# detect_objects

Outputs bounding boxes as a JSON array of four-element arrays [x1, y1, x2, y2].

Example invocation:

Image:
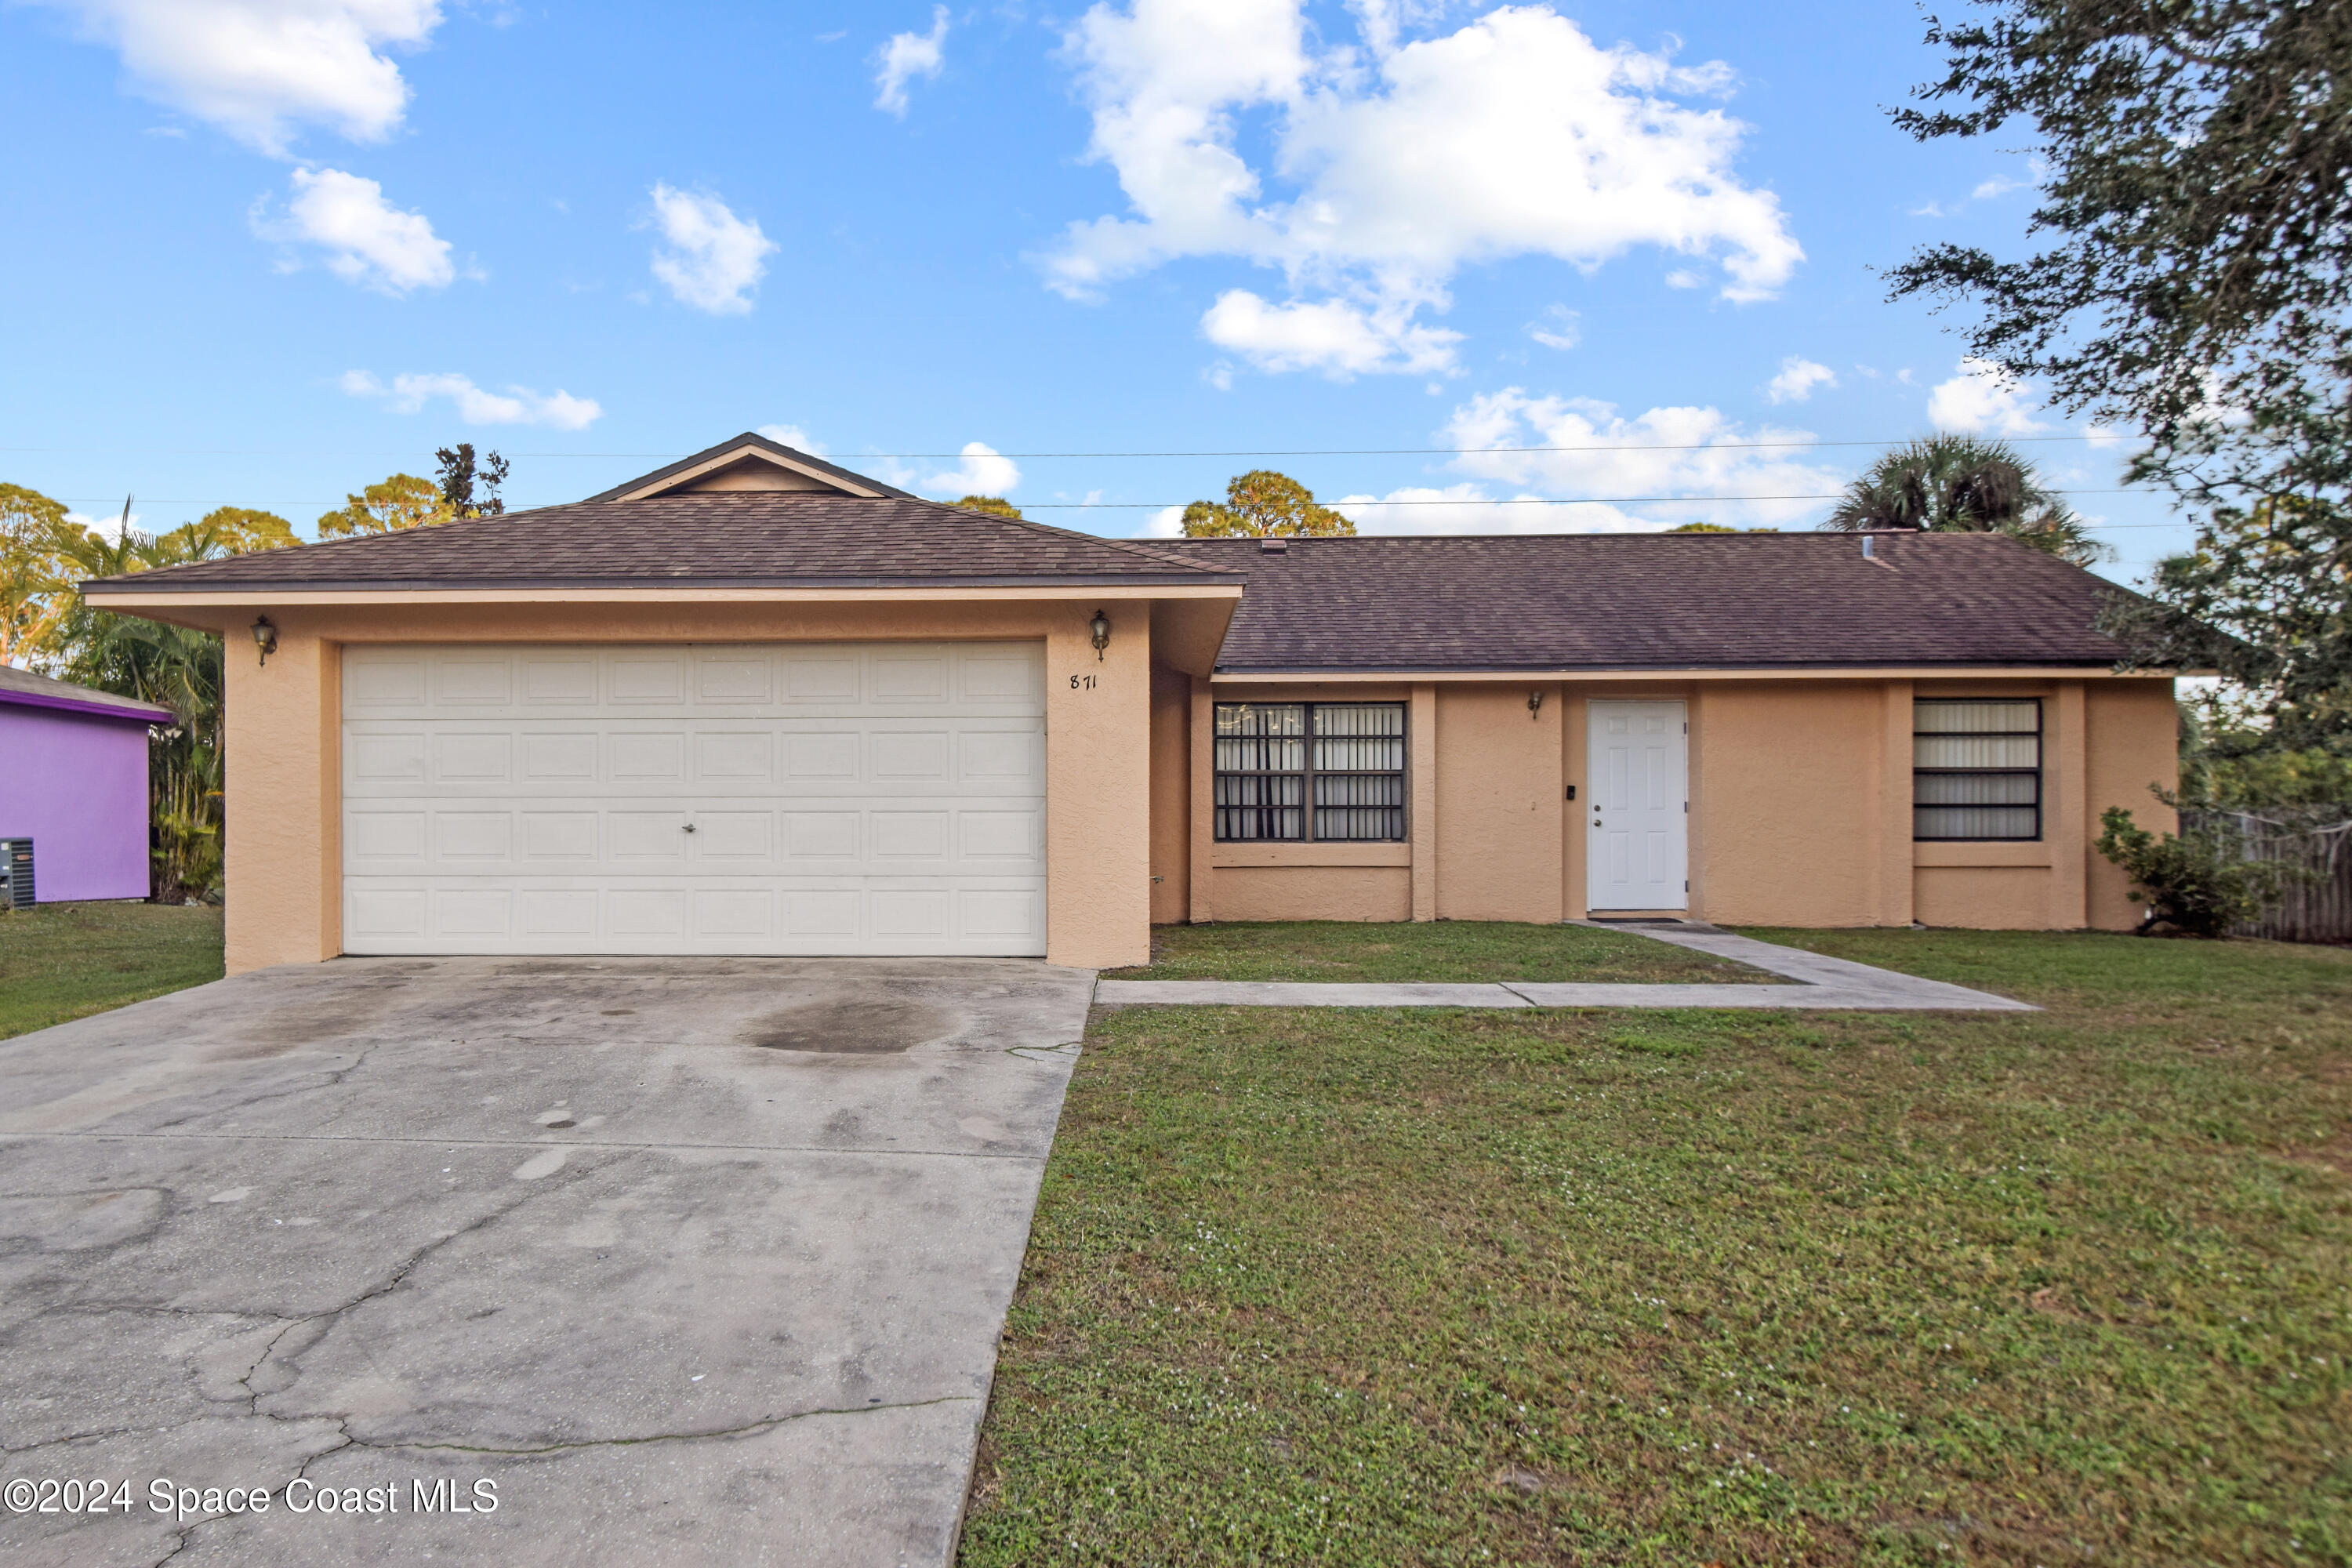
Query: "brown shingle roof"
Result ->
[[82, 495, 1236, 593], [1152, 530, 2136, 671]]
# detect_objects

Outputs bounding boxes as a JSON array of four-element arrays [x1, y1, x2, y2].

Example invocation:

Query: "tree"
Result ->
[[1181, 470, 1355, 537], [946, 495, 1023, 519], [2103, 492, 2352, 748], [434, 444, 510, 517], [0, 483, 79, 666], [1667, 522, 1739, 534], [1822, 434, 2103, 564], [169, 506, 299, 557], [1886, 0, 2352, 509], [49, 522, 236, 901], [317, 474, 454, 539], [1886, 1, 2352, 743]]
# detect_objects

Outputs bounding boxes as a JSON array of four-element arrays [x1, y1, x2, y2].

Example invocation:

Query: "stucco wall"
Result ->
[[1434, 684, 1563, 922], [1171, 673, 2177, 933], [1211, 866, 1410, 922], [1149, 663, 1191, 924], [2085, 679, 2180, 929], [211, 597, 1160, 974], [1693, 681, 1888, 926], [0, 703, 154, 902]]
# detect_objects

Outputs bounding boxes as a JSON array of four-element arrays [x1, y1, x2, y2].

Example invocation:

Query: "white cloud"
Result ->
[[874, 6, 949, 116], [1200, 289, 1461, 377], [342, 370, 602, 429], [757, 423, 827, 456], [918, 442, 1022, 497], [66, 506, 141, 542], [1970, 175, 2024, 201], [1527, 304, 1579, 351], [43, 0, 442, 156], [647, 184, 777, 314], [1429, 387, 1848, 529], [1048, 1, 1799, 375], [259, 166, 452, 292], [1763, 355, 1836, 405], [1926, 357, 2047, 435], [1139, 503, 1189, 538], [1332, 483, 1620, 535]]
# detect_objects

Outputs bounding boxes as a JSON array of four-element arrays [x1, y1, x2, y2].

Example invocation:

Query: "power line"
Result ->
[[2, 433, 2132, 461], [47, 489, 2191, 527]]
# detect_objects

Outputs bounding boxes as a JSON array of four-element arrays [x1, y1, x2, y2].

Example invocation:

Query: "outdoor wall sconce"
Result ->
[[252, 617, 278, 667], [1090, 609, 1111, 661], [1527, 688, 1544, 720]]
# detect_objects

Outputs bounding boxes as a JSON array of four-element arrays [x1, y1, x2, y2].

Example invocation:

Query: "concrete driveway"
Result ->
[[0, 957, 1092, 1566]]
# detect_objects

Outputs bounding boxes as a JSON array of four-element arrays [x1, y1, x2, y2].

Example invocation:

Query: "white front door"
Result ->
[[340, 641, 1046, 956], [1586, 700, 1688, 911]]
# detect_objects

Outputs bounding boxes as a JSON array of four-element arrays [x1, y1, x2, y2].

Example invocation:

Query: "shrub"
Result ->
[[2094, 807, 2292, 937]]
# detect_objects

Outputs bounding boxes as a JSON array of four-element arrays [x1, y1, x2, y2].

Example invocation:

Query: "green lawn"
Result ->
[[1105, 920, 1773, 984], [0, 901, 224, 1041], [964, 930, 2352, 1566]]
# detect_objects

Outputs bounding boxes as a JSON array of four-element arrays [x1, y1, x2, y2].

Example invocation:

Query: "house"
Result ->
[[0, 664, 174, 902], [83, 432, 2178, 975]]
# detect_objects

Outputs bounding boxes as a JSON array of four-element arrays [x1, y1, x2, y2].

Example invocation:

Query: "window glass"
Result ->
[[1914, 699, 2042, 840], [1214, 702, 1406, 842]]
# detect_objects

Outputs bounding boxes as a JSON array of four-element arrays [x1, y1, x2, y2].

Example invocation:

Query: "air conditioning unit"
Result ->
[[0, 838, 31, 910]]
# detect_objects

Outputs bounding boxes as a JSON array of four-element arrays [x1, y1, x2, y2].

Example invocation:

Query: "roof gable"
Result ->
[[583, 432, 918, 503]]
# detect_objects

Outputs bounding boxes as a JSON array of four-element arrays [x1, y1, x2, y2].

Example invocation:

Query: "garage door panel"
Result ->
[[869, 731, 951, 779], [520, 655, 598, 704], [437, 812, 512, 862], [695, 732, 772, 779], [437, 658, 513, 706], [521, 733, 599, 781], [343, 642, 1045, 956], [695, 652, 772, 702], [521, 811, 598, 862], [347, 811, 426, 865], [521, 890, 597, 936], [611, 732, 686, 780], [611, 653, 688, 703], [433, 733, 511, 783]]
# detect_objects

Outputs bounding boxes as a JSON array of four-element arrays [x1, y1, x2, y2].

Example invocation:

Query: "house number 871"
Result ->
[[1069, 674, 1097, 690]]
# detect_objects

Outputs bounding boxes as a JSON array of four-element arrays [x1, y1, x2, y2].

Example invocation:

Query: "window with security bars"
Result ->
[[1214, 702, 1406, 841], [1914, 699, 2042, 840]]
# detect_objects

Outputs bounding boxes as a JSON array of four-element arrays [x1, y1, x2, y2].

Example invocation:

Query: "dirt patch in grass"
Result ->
[[964, 932, 2352, 1565], [0, 902, 223, 1042], [1105, 920, 1776, 984]]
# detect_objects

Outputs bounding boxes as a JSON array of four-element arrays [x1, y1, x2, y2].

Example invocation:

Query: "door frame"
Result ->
[[1583, 697, 1690, 912]]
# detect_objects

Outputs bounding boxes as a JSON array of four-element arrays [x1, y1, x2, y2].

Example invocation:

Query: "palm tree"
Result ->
[[1823, 434, 2103, 564]]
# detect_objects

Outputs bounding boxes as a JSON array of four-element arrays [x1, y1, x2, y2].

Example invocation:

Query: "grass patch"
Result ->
[[964, 933, 2352, 1565], [1105, 920, 1771, 984], [0, 901, 223, 1041]]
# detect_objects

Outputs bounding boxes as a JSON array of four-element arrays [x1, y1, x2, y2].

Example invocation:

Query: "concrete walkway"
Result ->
[[1094, 924, 2035, 1012]]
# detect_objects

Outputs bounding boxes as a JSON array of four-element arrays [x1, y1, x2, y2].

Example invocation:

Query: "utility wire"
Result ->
[[4, 433, 2129, 461]]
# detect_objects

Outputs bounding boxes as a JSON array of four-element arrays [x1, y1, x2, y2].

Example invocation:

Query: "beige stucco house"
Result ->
[[86, 433, 2179, 975]]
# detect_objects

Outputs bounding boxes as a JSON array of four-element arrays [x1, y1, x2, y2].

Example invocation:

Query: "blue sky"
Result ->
[[0, 0, 2193, 586]]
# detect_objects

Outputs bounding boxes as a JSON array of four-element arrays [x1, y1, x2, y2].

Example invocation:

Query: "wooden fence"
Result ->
[[2181, 808, 2352, 943]]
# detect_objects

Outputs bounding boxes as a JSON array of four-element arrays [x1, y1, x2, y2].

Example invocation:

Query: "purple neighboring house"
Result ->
[[0, 664, 174, 902]]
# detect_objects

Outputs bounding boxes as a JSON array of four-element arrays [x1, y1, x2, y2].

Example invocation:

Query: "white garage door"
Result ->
[[340, 642, 1046, 956]]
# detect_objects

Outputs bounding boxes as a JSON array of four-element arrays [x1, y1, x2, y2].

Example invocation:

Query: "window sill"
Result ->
[[1212, 843, 1412, 869], [1914, 841, 2053, 868]]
